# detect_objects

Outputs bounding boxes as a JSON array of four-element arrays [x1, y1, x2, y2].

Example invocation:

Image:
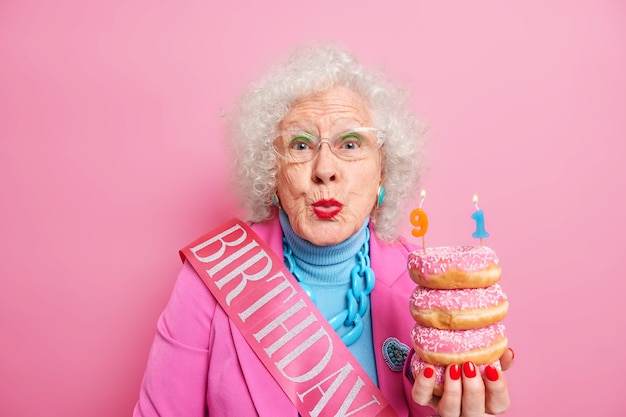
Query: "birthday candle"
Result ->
[[471, 194, 490, 244], [410, 190, 428, 249]]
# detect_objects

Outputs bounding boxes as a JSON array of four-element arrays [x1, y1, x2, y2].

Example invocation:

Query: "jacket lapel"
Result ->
[[230, 321, 297, 416], [370, 233, 417, 416]]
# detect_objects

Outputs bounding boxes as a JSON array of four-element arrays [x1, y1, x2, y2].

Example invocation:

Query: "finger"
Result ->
[[460, 362, 485, 417], [437, 364, 462, 417], [483, 364, 511, 415], [499, 348, 515, 371], [412, 365, 438, 408]]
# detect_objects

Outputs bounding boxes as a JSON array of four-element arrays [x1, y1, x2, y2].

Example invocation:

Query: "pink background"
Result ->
[[1, 1, 624, 415]]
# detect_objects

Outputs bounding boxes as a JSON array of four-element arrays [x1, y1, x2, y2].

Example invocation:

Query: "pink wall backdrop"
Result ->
[[1, 1, 624, 415]]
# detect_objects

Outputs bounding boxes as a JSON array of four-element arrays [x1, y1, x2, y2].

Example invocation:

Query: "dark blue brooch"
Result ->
[[382, 337, 409, 372]]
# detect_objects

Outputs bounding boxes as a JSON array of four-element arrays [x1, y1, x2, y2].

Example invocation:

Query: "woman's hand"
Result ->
[[411, 348, 514, 417]]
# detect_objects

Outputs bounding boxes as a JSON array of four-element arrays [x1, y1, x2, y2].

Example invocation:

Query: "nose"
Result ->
[[312, 141, 337, 183]]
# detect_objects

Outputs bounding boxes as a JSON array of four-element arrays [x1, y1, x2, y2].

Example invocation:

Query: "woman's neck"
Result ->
[[278, 210, 369, 284]]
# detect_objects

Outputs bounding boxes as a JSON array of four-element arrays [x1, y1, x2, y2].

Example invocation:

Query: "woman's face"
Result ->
[[275, 86, 382, 246]]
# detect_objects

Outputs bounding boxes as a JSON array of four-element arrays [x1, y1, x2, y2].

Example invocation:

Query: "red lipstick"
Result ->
[[312, 199, 343, 219]]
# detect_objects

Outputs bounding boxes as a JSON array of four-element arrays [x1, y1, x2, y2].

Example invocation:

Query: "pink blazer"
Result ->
[[134, 217, 433, 416]]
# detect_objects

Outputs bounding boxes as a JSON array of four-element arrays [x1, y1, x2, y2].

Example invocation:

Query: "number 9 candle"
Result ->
[[410, 190, 428, 250], [471, 194, 490, 246]]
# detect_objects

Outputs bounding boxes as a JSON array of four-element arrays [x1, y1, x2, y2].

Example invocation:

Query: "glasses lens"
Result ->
[[272, 131, 317, 162], [331, 128, 384, 160]]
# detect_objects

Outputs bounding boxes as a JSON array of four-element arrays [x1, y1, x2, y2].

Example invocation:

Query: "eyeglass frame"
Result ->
[[265, 127, 386, 163]]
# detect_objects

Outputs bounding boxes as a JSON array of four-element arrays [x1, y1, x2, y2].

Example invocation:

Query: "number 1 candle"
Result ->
[[471, 194, 490, 246], [410, 190, 428, 250]]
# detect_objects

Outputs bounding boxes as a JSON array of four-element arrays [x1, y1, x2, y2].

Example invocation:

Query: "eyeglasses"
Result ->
[[266, 127, 385, 163]]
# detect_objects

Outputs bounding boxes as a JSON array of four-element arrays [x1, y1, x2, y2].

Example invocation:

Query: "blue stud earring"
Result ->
[[376, 184, 386, 208], [272, 191, 281, 209]]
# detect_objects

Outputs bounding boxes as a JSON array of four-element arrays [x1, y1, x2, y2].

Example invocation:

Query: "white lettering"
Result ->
[[211, 244, 273, 305], [253, 299, 308, 344], [189, 224, 247, 263], [238, 273, 297, 322], [275, 326, 333, 383], [335, 377, 381, 417], [208, 240, 259, 279], [297, 363, 380, 417]]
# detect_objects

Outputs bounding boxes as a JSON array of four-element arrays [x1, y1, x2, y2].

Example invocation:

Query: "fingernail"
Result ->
[[463, 361, 476, 378], [509, 348, 515, 361], [424, 366, 434, 379], [450, 364, 461, 380], [485, 365, 499, 382]]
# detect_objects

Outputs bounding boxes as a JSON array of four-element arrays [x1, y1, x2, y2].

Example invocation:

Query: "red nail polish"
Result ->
[[463, 361, 477, 378], [485, 365, 499, 382], [450, 364, 461, 380], [424, 367, 434, 378]]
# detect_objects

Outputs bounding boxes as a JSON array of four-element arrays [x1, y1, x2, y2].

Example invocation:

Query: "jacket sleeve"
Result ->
[[133, 261, 216, 417]]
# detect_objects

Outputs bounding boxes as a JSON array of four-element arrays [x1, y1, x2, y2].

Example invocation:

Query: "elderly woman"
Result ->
[[134, 44, 513, 417]]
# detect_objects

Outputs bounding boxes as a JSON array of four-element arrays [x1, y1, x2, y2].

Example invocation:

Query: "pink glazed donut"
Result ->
[[410, 353, 501, 397], [409, 284, 508, 330], [407, 245, 502, 289], [411, 322, 508, 366]]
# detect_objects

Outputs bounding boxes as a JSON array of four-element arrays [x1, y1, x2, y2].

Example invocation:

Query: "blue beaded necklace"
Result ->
[[282, 228, 376, 346]]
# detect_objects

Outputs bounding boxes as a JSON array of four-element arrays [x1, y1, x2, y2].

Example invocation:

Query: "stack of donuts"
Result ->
[[407, 245, 509, 395]]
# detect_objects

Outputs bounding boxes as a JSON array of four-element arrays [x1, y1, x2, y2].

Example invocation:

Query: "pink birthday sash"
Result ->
[[180, 218, 398, 417]]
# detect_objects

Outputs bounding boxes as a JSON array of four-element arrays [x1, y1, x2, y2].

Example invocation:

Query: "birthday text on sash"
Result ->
[[184, 220, 391, 417]]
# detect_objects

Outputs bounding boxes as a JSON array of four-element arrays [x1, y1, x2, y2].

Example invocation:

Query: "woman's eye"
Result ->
[[339, 133, 363, 150], [289, 136, 313, 151]]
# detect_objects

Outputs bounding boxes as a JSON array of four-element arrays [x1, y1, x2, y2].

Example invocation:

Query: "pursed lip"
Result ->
[[312, 199, 343, 219]]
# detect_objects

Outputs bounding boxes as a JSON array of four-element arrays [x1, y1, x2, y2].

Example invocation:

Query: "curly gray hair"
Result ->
[[228, 43, 426, 241]]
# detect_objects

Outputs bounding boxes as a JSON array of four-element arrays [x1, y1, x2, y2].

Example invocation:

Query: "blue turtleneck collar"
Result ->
[[278, 210, 369, 285]]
